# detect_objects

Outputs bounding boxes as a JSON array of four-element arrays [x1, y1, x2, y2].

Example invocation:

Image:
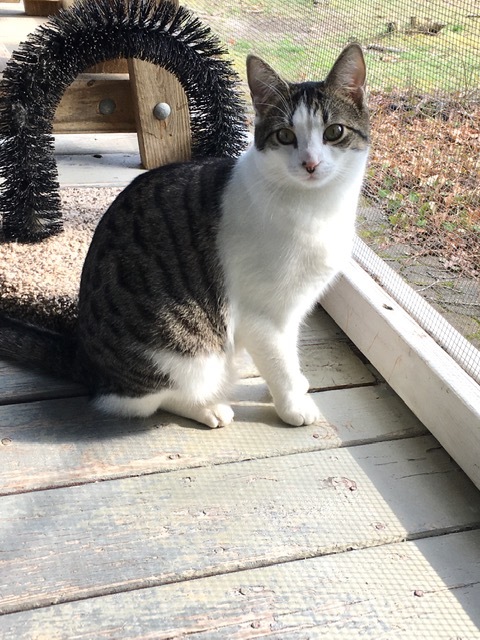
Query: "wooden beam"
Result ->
[[53, 73, 135, 134], [23, 0, 61, 15], [0, 311, 374, 405], [127, 59, 191, 170], [2, 531, 479, 638], [0, 383, 426, 494]]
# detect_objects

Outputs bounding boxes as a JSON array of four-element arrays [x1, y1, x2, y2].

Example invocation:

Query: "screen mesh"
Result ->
[[185, 0, 480, 383]]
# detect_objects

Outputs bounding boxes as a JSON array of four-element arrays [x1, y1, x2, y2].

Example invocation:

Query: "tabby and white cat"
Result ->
[[0, 44, 370, 428]]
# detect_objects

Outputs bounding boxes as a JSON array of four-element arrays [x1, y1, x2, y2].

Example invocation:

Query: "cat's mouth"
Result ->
[[297, 170, 325, 185]]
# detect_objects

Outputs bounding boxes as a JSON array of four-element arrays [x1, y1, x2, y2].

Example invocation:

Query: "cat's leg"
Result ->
[[95, 350, 236, 428], [95, 391, 234, 427], [159, 393, 234, 429], [94, 391, 168, 418], [238, 317, 320, 426], [152, 349, 236, 428]]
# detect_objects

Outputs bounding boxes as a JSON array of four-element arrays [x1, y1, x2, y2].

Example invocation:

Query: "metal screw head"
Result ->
[[98, 98, 116, 115], [153, 102, 171, 120]]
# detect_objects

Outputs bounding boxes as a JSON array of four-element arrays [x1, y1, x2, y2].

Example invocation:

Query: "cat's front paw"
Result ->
[[275, 393, 320, 427]]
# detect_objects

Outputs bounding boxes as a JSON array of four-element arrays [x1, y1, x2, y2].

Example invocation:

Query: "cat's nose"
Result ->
[[302, 160, 319, 174]]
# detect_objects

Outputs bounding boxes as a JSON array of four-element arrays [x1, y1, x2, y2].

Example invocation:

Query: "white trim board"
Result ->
[[322, 258, 480, 491]]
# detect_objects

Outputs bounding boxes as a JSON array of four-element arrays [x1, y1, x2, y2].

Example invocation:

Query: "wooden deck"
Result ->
[[1, 304, 480, 637], [1, 4, 480, 637]]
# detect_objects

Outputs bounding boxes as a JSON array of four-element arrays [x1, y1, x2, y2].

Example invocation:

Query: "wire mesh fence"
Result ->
[[186, 0, 480, 383]]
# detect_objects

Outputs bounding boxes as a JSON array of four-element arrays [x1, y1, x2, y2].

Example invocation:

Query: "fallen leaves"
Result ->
[[364, 92, 480, 276]]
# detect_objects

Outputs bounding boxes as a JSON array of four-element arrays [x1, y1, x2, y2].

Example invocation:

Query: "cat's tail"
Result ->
[[0, 314, 81, 381]]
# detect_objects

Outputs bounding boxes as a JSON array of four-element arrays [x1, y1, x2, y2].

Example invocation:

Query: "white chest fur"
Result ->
[[219, 146, 367, 325]]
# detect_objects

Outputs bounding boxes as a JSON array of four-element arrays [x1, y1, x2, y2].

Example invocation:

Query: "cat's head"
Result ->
[[246, 44, 370, 189]]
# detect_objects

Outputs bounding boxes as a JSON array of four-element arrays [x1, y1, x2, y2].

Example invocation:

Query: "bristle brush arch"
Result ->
[[0, 0, 247, 242]]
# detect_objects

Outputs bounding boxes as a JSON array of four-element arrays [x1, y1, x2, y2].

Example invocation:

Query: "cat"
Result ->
[[0, 43, 370, 428]]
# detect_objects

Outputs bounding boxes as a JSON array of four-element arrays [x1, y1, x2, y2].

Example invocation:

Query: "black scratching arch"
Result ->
[[0, 0, 247, 242]]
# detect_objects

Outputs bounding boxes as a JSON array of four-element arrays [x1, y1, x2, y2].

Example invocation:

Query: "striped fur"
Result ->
[[77, 158, 234, 397]]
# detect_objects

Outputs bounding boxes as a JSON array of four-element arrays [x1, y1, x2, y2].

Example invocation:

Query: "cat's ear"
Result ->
[[325, 43, 366, 108], [246, 55, 289, 117]]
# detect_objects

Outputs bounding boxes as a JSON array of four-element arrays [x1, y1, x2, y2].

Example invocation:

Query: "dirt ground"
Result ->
[[359, 205, 480, 349]]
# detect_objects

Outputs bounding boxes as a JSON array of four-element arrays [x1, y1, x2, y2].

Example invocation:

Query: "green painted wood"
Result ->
[[1, 435, 479, 614], [0, 383, 425, 494], [300, 341, 375, 389], [1, 529, 479, 638]]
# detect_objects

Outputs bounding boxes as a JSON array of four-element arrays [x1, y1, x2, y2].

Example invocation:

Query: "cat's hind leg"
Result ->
[[94, 391, 168, 418], [95, 350, 236, 427], [94, 390, 234, 428], [152, 349, 236, 428], [158, 395, 234, 429]]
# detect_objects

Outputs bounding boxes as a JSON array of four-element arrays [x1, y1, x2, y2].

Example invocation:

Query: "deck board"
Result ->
[[237, 340, 376, 387], [0, 243, 479, 635], [0, 361, 84, 404], [56, 151, 144, 187], [0, 383, 426, 494], [1, 529, 479, 638], [1, 434, 480, 614]]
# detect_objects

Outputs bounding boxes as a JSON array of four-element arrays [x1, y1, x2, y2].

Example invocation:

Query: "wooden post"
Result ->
[[128, 60, 191, 169], [24, 0, 61, 15], [127, 0, 191, 169]]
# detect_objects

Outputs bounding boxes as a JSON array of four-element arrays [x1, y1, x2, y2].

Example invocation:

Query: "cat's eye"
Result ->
[[323, 124, 345, 143], [276, 128, 296, 145]]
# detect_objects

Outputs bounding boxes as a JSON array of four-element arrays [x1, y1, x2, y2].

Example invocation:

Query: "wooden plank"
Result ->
[[300, 306, 348, 345], [236, 340, 375, 387], [301, 341, 375, 389], [127, 0, 188, 170], [0, 361, 84, 404], [1, 529, 479, 638], [53, 132, 140, 156], [53, 73, 136, 134], [1, 435, 479, 613], [239, 306, 375, 385], [0, 383, 426, 494], [23, 0, 60, 16], [56, 151, 144, 187], [86, 59, 129, 74], [322, 259, 480, 491], [128, 59, 191, 169]]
